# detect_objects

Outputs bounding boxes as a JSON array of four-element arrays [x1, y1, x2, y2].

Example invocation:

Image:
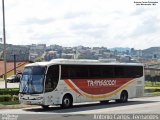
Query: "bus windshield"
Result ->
[[19, 66, 46, 94]]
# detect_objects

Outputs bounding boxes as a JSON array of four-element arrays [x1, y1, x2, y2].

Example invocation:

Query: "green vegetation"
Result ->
[[145, 86, 160, 89], [145, 81, 160, 94], [0, 88, 19, 95], [34, 56, 44, 62], [0, 88, 19, 105], [145, 81, 160, 87], [0, 101, 19, 105], [150, 92, 160, 95]]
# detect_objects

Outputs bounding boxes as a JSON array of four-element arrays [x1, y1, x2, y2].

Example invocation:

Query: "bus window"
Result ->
[[88, 65, 102, 78], [125, 66, 143, 78], [45, 65, 59, 92], [61, 65, 89, 79], [75, 65, 89, 79], [101, 66, 114, 78], [114, 66, 125, 78]]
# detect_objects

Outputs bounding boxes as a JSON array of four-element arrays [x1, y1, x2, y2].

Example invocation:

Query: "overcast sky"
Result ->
[[0, 0, 160, 49]]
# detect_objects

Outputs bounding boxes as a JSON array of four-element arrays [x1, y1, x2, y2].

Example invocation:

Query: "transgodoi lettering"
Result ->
[[87, 80, 116, 87]]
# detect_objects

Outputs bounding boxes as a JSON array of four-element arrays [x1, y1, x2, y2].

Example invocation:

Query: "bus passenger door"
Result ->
[[44, 65, 59, 105]]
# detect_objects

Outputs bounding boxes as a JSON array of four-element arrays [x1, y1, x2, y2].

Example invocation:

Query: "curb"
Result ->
[[0, 104, 35, 109], [143, 93, 160, 97]]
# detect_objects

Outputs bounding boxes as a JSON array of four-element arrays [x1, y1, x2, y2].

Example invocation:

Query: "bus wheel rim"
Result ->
[[64, 98, 70, 106]]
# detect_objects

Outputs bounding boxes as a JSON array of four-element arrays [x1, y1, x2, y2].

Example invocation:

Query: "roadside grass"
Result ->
[[145, 81, 160, 87], [150, 92, 160, 95], [145, 86, 160, 89], [145, 81, 160, 95], [0, 88, 19, 106], [0, 101, 19, 105]]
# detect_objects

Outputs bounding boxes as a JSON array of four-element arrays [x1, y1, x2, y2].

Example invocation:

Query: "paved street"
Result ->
[[0, 80, 160, 120], [0, 96, 160, 120]]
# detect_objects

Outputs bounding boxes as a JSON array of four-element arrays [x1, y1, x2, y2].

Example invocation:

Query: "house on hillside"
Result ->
[[0, 45, 29, 61]]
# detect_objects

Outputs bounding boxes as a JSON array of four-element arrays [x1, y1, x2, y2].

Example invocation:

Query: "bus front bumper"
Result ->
[[19, 94, 44, 105], [19, 99, 44, 105]]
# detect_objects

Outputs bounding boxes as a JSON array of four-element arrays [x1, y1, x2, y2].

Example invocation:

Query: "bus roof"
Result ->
[[25, 59, 144, 67]]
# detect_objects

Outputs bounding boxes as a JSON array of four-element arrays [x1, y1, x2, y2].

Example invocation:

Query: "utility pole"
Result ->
[[13, 54, 16, 75], [2, 0, 7, 88]]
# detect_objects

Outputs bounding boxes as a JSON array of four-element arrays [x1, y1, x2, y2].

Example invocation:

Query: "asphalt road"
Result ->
[[0, 96, 160, 120]]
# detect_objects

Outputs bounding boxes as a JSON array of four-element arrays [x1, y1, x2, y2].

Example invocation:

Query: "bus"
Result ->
[[19, 59, 144, 108]]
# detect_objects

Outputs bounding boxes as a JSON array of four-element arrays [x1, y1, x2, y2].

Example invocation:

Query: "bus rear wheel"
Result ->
[[116, 91, 128, 103], [61, 94, 73, 108]]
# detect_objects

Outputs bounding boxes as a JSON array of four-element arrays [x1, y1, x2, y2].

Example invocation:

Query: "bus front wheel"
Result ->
[[100, 100, 109, 104], [41, 105, 49, 109], [61, 94, 73, 108]]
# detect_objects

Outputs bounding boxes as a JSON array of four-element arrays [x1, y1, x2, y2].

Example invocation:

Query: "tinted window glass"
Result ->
[[61, 65, 89, 79], [125, 66, 143, 78], [101, 66, 114, 78], [76, 66, 89, 78], [61, 65, 143, 79], [45, 65, 59, 92], [114, 66, 125, 77], [88, 66, 102, 78]]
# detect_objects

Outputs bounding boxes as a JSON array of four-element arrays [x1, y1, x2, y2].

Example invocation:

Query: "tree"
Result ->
[[77, 54, 85, 59], [34, 56, 43, 62]]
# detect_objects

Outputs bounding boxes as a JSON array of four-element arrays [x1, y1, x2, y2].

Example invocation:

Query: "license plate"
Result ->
[[26, 101, 31, 104]]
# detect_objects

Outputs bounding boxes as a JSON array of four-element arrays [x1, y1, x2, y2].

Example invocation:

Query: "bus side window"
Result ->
[[45, 74, 54, 92], [45, 65, 59, 92]]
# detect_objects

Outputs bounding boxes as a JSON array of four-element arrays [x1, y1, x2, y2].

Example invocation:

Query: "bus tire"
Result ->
[[61, 94, 73, 108], [116, 90, 128, 103], [41, 105, 49, 109], [100, 100, 109, 104]]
